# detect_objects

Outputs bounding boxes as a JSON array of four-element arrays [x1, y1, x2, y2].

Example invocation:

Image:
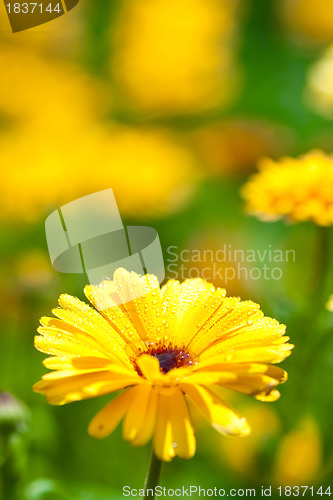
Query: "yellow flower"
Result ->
[[0, 44, 100, 131], [0, 47, 197, 222], [274, 417, 322, 485], [34, 269, 292, 462], [0, 126, 196, 221], [90, 127, 197, 218], [241, 151, 333, 226], [280, 0, 333, 45], [112, 0, 240, 114]]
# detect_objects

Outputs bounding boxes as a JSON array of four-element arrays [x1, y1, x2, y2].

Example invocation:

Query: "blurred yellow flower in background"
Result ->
[[305, 45, 333, 118], [274, 417, 323, 485], [0, 41, 197, 222], [34, 269, 292, 462], [242, 151, 333, 226], [0, 45, 100, 131], [92, 127, 198, 218], [112, 0, 240, 115], [0, 125, 197, 220], [280, 0, 333, 45], [0, 126, 94, 221]]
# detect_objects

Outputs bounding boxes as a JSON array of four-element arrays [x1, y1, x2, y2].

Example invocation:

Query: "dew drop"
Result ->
[[226, 352, 233, 362]]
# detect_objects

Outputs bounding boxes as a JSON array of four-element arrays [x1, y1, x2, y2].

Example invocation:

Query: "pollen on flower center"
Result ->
[[134, 342, 196, 375]]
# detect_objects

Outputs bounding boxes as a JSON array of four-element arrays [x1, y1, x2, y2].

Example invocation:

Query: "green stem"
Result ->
[[142, 449, 163, 500]]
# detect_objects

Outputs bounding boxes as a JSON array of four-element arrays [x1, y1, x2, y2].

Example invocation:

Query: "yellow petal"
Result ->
[[227, 344, 293, 364], [36, 319, 131, 368], [43, 356, 73, 370], [255, 389, 281, 402], [168, 387, 196, 459], [223, 375, 284, 401], [123, 385, 154, 442], [185, 371, 237, 385], [181, 384, 250, 437], [194, 363, 287, 400], [153, 389, 176, 462], [187, 296, 254, 353], [198, 314, 287, 358], [33, 370, 143, 405], [84, 283, 146, 355], [54, 294, 129, 356], [160, 278, 218, 346], [223, 365, 288, 402], [196, 361, 287, 379], [89, 387, 136, 438], [35, 327, 107, 358], [136, 354, 163, 384], [131, 388, 158, 446], [70, 356, 125, 371], [113, 270, 164, 344]]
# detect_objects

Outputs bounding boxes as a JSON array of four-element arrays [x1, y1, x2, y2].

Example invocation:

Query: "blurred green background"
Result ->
[[1, 0, 333, 498]]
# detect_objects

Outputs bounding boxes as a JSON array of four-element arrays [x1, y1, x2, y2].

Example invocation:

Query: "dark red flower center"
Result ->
[[134, 342, 196, 375]]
